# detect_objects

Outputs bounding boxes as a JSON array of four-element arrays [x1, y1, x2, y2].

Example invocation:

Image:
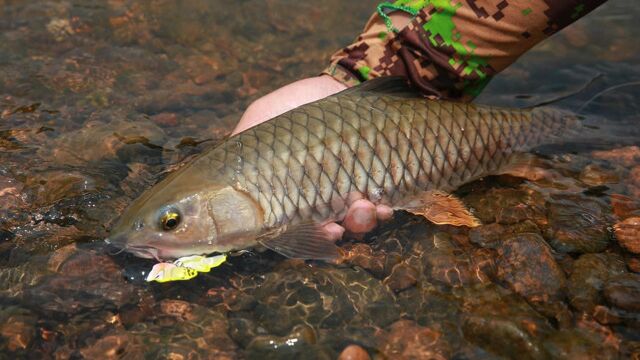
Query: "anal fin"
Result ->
[[258, 222, 339, 261], [405, 191, 481, 228], [497, 153, 550, 182]]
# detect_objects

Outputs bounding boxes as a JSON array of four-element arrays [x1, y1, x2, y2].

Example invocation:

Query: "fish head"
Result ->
[[107, 175, 263, 260]]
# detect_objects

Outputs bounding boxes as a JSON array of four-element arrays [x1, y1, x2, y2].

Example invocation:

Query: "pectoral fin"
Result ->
[[258, 222, 339, 261], [406, 191, 481, 228]]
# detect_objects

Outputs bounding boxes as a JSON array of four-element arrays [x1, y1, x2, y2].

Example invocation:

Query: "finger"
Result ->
[[376, 205, 394, 221], [343, 199, 378, 234], [323, 222, 346, 242]]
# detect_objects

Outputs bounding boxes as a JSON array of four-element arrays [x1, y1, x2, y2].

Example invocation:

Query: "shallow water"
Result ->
[[1, 0, 640, 358]]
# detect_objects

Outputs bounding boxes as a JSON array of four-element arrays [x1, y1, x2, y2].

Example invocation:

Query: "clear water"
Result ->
[[0, 0, 639, 358]]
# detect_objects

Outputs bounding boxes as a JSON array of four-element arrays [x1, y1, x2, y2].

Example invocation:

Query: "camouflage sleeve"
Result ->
[[322, 0, 608, 100]]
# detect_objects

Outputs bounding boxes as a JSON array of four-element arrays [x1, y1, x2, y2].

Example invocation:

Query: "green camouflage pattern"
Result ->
[[323, 0, 607, 100]]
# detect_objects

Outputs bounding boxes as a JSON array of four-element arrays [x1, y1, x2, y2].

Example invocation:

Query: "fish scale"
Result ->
[[204, 89, 579, 229]]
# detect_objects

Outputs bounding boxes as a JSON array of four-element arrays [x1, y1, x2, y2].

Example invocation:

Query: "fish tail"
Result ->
[[526, 107, 585, 146], [580, 114, 640, 148], [529, 106, 639, 153]]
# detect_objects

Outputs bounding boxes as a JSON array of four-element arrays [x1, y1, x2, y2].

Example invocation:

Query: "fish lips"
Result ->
[[105, 234, 161, 260], [104, 233, 217, 261], [104, 233, 125, 248]]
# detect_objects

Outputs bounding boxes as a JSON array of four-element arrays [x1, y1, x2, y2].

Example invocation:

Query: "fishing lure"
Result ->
[[145, 254, 228, 283]]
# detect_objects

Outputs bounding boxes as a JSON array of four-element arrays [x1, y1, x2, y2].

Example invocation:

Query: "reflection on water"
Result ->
[[1, 0, 639, 358]]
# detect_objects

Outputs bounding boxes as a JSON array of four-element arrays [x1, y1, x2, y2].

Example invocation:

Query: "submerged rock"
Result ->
[[22, 249, 141, 316], [469, 220, 540, 249], [464, 187, 545, 225], [579, 164, 620, 186], [546, 194, 610, 254], [45, 118, 166, 166], [496, 233, 566, 303], [419, 232, 493, 288], [340, 243, 386, 278], [611, 194, 640, 219], [627, 257, 640, 273], [567, 253, 626, 314], [231, 260, 399, 355], [0, 307, 36, 353], [246, 324, 322, 358], [378, 320, 450, 360], [615, 217, 640, 254], [541, 320, 619, 360], [461, 286, 554, 360], [77, 301, 237, 359], [383, 261, 419, 293], [603, 273, 640, 313], [592, 146, 640, 167]]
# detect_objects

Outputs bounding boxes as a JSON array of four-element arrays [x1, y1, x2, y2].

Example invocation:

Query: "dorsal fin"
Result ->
[[339, 76, 423, 98]]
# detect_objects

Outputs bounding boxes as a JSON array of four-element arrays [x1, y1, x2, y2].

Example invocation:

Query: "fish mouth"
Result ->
[[104, 234, 162, 261], [105, 232, 221, 261], [125, 245, 162, 261]]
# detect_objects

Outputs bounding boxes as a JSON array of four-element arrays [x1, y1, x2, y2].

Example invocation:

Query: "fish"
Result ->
[[107, 77, 583, 261]]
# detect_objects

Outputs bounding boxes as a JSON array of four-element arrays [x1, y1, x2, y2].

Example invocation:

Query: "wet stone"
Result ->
[[21, 249, 141, 316], [206, 287, 257, 312], [0, 258, 49, 296], [631, 168, 640, 198], [0, 174, 25, 212], [395, 286, 462, 331], [592, 146, 640, 167], [45, 118, 167, 166], [150, 112, 179, 127], [47, 243, 78, 272], [79, 302, 237, 359], [340, 243, 386, 278], [496, 233, 566, 303], [603, 273, 640, 313], [469, 220, 540, 249], [383, 261, 419, 292], [546, 194, 610, 254], [159, 299, 196, 321], [567, 253, 626, 314], [464, 187, 546, 225], [611, 194, 640, 219], [419, 232, 493, 288], [461, 285, 554, 360], [579, 164, 619, 186], [0, 307, 36, 353], [615, 217, 640, 254], [541, 326, 618, 359], [246, 324, 322, 359], [621, 340, 640, 359], [627, 257, 640, 273], [240, 263, 398, 335], [377, 320, 451, 360], [78, 334, 132, 360], [25, 170, 99, 206]]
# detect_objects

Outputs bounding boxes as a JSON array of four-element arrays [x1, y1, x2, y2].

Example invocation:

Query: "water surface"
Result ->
[[1, 0, 639, 358]]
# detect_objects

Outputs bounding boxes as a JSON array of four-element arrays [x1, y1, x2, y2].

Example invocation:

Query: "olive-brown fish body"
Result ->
[[109, 79, 580, 260], [224, 93, 577, 227]]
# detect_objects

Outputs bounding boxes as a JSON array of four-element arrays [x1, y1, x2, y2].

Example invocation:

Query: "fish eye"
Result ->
[[160, 209, 181, 231]]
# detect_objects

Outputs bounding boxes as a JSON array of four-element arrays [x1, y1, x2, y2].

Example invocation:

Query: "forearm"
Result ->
[[232, 75, 347, 135], [323, 0, 608, 100]]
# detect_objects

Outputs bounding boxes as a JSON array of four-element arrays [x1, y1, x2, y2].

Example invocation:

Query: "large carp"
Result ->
[[107, 77, 582, 261]]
